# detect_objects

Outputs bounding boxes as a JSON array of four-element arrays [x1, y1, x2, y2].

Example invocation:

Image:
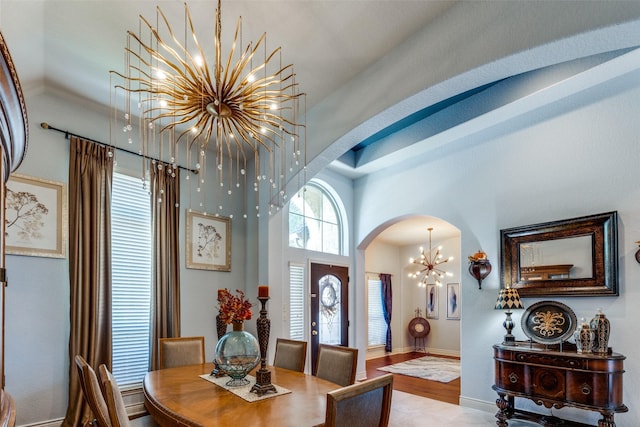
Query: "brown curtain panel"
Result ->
[[150, 162, 181, 370], [62, 137, 113, 427]]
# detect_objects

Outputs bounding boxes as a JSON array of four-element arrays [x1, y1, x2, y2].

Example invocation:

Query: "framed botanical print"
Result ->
[[446, 283, 461, 320], [186, 210, 231, 271], [426, 284, 439, 319], [5, 174, 67, 258]]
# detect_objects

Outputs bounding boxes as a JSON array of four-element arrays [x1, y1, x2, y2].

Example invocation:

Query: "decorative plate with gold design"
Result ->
[[520, 300, 577, 345]]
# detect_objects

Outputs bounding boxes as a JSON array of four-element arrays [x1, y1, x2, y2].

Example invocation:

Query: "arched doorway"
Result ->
[[362, 215, 461, 404]]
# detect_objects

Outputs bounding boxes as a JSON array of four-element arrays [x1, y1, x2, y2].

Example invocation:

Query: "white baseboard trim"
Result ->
[[398, 346, 460, 357], [16, 403, 147, 427], [18, 418, 63, 427], [459, 395, 496, 414]]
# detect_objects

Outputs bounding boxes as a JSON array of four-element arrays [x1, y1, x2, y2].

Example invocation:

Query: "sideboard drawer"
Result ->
[[514, 352, 585, 369], [495, 361, 526, 393], [566, 371, 625, 409]]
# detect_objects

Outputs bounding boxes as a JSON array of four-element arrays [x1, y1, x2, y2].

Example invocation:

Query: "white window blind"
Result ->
[[111, 172, 152, 387], [289, 264, 305, 340], [367, 279, 387, 347]]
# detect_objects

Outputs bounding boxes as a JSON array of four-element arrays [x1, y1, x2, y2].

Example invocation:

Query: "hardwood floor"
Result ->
[[365, 352, 460, 405]]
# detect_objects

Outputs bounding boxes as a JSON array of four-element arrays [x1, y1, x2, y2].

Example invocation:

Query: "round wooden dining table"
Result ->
[[143, 363, 340, 426]]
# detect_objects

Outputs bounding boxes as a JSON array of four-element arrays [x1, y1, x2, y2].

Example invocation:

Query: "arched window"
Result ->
[[288, 181, 343, 255]]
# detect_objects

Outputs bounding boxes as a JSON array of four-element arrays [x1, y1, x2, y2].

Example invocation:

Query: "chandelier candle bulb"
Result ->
[[258, 285, 269, 298]]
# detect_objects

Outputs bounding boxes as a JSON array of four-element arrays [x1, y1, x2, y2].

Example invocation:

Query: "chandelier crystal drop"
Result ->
[[408, 227, 453, 287], [110, 0, 307, 217]]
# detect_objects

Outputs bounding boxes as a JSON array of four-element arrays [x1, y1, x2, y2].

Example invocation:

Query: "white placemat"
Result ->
[[199, 374, 292, 402]]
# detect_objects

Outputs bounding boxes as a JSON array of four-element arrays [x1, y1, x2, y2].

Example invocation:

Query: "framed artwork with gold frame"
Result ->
[[5, 174, 67, 258], [185, 210, 231, 271]]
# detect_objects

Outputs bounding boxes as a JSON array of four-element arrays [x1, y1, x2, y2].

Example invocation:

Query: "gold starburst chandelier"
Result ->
[[408, 227, 453, 287], [110, 0, 306, 218]]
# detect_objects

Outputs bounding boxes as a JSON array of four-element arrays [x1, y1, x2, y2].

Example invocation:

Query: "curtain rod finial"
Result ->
[[40, 122, 49, 129]]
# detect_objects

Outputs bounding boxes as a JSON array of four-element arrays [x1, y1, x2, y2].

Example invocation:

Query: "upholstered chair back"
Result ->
[[314, 344, 358, 387], [98, 365, 130, 427], [322, 374, 393, 427], [158, 336, 206, 369], [75, 355, 112, 427], [273, 338, 307, 372]]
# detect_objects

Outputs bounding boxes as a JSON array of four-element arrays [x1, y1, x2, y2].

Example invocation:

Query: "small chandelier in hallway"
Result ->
[[408, 227, 453, 287]]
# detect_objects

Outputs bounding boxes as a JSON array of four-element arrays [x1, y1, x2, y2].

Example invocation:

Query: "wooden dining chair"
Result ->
[[273, 338, 307, 372], [158, 336, 206, 369], [75, 355, 112, 427], [0, 389, 16, 427], [314, 344, 358, 387], [316, 373, 394, 427], [98, 364, 158, 427]]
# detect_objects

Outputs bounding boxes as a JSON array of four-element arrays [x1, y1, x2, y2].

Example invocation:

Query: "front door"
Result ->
[[310, 263, 349, 374]]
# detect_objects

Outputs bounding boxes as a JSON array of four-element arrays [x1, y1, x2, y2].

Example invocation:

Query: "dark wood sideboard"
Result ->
[[493, 343, 627, 427]]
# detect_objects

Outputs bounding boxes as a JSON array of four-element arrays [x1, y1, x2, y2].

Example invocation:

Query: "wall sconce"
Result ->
[[468, 250, 492, 290]]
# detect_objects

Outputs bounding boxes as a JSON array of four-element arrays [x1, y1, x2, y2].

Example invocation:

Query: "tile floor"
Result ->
[[389, 391, 537, 427]]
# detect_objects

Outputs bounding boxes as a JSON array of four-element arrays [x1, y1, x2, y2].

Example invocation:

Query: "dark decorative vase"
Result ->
[[574, 319, 594, 354], [211, 315, 229, 377], [590, 309, 610, 354], [214, 321, 260, 386], [216, 315, 228, 339]]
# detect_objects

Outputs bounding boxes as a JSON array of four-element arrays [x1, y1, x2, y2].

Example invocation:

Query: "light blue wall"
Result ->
[[352, 66, 640, 426], [5, 92, 251, 424], [4, 3, 640, 426]]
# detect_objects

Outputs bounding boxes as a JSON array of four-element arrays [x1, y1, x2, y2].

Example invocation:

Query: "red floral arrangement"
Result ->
[[217, 289, 252, 324]]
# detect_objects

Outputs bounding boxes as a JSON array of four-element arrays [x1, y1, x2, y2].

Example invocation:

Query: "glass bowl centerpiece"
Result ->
[[214, 289, 260, 386]]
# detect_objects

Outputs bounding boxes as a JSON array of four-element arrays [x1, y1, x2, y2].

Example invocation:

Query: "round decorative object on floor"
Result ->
[[408, 317, 430, 352], [214, 321, 260, 386], [408, 317, 430, 338]]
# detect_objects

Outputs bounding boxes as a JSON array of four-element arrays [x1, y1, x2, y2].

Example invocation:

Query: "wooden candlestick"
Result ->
[[250, 296, 276, 396]]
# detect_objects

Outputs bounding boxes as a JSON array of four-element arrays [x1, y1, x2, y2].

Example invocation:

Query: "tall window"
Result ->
[[288, 182, 341, 255], [111, 172, 152, 386], [367, 279, 387, 347], [289, 264, 305, 340]]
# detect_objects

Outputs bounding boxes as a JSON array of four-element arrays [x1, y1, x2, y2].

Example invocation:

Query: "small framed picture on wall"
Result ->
[[426, 284, 439, 319], [446, 283, 461, 320], [185, 210, 231, 271], [5, 174, 67, 258]]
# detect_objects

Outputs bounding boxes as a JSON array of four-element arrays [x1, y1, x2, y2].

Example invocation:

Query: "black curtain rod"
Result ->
[[40, 122, 198, 174]]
